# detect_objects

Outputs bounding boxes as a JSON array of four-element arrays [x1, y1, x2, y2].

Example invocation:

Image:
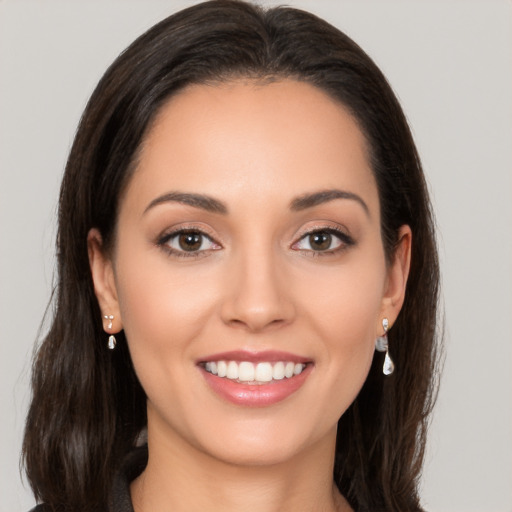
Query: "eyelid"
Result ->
[[154, 222, 353, 258], [290, 223, 354, 253], [293, 222, 352, 241], [156, 224, 222, 257]]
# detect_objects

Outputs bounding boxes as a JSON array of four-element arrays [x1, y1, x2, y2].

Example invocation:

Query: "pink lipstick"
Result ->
[[197, 350, 312, 407]]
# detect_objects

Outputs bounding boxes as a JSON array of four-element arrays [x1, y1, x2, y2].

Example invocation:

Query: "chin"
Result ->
[[188, 415, 337, 468]]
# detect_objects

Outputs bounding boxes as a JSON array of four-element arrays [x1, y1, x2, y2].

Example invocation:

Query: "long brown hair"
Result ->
[[23, 1, 441, 510]]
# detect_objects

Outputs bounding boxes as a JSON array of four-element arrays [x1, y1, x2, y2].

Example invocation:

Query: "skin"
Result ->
[[88, 79, 411, 512]]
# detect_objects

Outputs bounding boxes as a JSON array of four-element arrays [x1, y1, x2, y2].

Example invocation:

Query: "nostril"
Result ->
[[225, 315, 289, 332], [219, 264, 296, 331]]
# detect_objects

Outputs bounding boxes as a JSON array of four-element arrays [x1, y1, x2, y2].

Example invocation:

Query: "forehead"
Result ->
[[126, 79, 378, 215]]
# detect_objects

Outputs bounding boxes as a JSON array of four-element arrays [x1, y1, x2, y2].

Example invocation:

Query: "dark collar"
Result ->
[[109, 445, 149, 512], [29, 446, 149, 512]]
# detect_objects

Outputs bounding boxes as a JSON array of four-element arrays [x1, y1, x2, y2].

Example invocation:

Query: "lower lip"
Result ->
[[200, 365, 312, 407]]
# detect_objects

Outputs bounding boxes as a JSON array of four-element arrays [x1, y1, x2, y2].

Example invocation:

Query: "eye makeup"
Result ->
[[291, 226, 355, 257], [154, 220, 355, 261], [155, 223, 222, 259]]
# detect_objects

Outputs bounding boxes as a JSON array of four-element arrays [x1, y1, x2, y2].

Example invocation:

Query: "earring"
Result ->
[[375, 317, 394, 375], [108, 335, 117, 350], [104, 315, 116, 350]]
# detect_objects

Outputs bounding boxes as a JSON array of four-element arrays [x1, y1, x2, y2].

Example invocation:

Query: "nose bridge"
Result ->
[[221, 235, 294, 331]]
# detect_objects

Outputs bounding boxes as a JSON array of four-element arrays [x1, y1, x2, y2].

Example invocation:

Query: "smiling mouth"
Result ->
[[201, 360, 308, 385]]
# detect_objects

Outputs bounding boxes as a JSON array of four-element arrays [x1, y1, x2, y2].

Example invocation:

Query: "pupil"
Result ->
[[310, 232, 331, 251], [179, 232, 202, 251]]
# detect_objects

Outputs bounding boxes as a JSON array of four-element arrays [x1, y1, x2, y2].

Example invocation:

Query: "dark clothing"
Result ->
[[108, 445, 148, 511], [29, 446, 148, 512]]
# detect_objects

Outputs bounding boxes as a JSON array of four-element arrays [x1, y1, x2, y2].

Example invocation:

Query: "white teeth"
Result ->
[[272, 361, 285, 380], [204, 360, 306, 383], [238, 361, 255, 381], [226, 361, 239, 379], [217, 360, 227, 377], [255, 362, 273, 382], [205, 361, 217, 375]]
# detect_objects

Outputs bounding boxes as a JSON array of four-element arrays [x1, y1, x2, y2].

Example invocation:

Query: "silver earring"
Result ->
[[104, 315, 116, 350], [108, 335, 117, 350], [375, 318, 394, 375], [104, 314, 114, 330]]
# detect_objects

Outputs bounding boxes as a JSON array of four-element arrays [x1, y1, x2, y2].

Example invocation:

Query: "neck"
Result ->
[[131, 422, 351, 512]]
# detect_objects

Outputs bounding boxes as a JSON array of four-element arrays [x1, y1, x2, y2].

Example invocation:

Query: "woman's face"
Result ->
[[90, 79, 410, 466]]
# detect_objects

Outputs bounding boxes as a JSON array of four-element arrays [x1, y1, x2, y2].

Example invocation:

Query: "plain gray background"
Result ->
[[1, 1, 511, 511]]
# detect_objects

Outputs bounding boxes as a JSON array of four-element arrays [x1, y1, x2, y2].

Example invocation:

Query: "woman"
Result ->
[[23, 1, 441, 511]]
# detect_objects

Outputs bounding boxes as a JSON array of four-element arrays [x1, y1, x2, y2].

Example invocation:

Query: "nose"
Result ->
[[220, 247, 296, 333]]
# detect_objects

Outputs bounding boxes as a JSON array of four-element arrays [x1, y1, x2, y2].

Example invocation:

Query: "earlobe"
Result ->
[[87, 228, 123, 333], [380, 225, 412, 324]]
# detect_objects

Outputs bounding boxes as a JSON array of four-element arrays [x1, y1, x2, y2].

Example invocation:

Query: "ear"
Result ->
[[87, 228, 123, 334], [379, 225, 412, 331]]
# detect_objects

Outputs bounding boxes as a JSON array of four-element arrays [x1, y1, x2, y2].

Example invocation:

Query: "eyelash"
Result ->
[[291, 227, 354, 257], [156, 226, 354, 259], [157, 227, 221, 259]]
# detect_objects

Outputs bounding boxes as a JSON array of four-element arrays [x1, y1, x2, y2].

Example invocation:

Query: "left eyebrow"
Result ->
[[143, 191, 228, 215], [289, 189, 370, 216]]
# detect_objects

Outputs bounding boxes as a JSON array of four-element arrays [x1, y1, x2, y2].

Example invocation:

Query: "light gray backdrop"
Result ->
[[1, 1, 511, 511]]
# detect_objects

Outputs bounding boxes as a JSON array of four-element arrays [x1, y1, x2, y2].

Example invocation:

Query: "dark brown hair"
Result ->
[[23, 1, 441, 510]]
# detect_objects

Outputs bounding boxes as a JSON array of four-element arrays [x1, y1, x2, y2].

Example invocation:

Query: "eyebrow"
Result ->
[[144, 192, 228, 215], [290, 189, 369, 216], [144, 188, 369, 217]]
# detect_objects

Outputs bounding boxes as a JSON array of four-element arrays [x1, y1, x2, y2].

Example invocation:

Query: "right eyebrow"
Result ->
[[143, 191, 228, 215], [289, 188, 370, 217]]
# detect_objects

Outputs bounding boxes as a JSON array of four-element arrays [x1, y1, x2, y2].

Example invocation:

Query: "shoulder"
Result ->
[[109, 445, 148, 511], [26, 446, 148, 512]]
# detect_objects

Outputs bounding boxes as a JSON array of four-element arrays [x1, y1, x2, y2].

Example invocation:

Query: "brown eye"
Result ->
[[178, 232, 203, 251], [161, 230, 220, 255], [293, 229, 347, 253], [308, 232, 332, 251]]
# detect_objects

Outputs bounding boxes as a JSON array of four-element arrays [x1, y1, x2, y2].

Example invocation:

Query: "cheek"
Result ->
[[114, 228, 217, 327], [300, 257, 386, 338], [295, 253, 386, 387], [111, 242, 217, 377], [112, 254, 224, 431]]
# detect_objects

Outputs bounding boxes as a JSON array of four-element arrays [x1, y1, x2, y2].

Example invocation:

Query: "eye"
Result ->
[[159, 229, 220, 255], [292, 228, 352, 253]]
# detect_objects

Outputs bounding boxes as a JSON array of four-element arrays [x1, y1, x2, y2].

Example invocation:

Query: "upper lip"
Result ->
[[197, 350, 311, 364]]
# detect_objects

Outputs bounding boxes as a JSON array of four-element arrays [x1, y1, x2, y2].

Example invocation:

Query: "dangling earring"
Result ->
[[104, 315, 116, 350], [108, 334, 117, 350], [375, 317, 394, 375]]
